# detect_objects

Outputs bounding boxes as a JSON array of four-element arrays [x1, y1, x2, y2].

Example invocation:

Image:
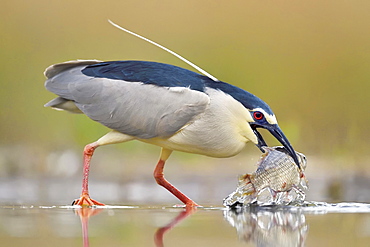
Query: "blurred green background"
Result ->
[[1, 0, 369, 184]]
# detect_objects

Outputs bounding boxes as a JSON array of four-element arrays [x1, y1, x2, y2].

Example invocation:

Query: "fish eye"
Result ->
[[299, 154, 307, 167], [253, 111, 264, 121]]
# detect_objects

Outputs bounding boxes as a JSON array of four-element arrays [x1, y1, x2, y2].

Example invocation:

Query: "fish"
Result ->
[[223, 146, 308, 207]]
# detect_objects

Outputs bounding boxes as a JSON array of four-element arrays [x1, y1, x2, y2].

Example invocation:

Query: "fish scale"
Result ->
[[223, 146, 308, 206], [252, 152, 301, 191]]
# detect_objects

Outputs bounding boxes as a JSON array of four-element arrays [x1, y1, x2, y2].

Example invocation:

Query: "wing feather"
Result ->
[[45, 61, 210, 139]]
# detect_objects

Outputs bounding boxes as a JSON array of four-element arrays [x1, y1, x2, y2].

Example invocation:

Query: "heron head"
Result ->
[[245, 107, 300, 169], [203, 78, 300, 167]]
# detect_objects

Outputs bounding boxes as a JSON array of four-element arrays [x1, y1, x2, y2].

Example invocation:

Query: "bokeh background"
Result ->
[[1, 0, 369, 205]]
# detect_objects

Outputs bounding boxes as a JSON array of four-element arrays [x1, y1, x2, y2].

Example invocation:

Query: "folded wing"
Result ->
[[44, 60, 210, 139]]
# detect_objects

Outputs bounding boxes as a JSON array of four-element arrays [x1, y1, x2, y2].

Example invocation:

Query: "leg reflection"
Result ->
[[154, 207, 197, 247], [74, 207, 104, 247]]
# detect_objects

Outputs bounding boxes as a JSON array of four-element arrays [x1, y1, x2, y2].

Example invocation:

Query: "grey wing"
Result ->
[[45, 61, 210, 139]]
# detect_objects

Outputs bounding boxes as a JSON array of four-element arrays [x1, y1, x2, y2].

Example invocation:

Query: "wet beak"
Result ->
[[253, 124, 301, 169]]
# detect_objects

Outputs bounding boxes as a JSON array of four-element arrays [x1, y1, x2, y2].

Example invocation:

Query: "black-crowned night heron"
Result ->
[[44, 22, 299, 207]]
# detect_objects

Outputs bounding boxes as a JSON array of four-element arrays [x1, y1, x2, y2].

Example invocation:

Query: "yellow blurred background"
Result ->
[[0, 0, 369, 185]]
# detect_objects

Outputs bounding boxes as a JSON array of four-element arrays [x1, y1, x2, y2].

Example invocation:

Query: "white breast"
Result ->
[[142, 88, 255, 158]]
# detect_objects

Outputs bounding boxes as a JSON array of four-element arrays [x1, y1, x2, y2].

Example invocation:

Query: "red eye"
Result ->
[[253, 111, 264, 120]]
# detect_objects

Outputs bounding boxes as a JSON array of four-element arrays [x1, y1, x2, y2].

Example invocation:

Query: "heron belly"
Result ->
[[140, 131, 247, 158], [139, 88, 253, 158]]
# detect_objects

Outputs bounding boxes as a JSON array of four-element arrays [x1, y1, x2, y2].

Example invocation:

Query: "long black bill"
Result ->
[[253, 124, 301, 169]]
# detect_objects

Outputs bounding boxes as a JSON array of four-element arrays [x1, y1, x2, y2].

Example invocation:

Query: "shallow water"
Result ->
[[1, 148, 369, 246], [1, 202, 370, 247]]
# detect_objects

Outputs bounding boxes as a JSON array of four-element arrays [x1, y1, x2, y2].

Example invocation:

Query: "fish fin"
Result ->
[[300, 172, 309, 189], [238, 174, 257, 197], [292, 185, 307, 201], [238, 173, 254, 184], [223, 174, 257, 206], [269, 189, 279, 203]]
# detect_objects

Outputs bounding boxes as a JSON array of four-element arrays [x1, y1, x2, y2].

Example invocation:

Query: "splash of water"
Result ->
[[223, 186, 306, 207]]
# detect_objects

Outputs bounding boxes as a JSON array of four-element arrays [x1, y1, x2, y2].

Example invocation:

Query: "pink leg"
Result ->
[[72, 142, 104, 206], [153, 149, 199, 208]]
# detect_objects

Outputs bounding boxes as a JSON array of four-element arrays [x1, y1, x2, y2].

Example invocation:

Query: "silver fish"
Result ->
[[224, 146, 308, 206]]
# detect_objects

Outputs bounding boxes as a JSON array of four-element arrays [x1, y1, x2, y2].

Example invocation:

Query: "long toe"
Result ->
[[185, 200, 201, 208], [72, 194, 105, 206]]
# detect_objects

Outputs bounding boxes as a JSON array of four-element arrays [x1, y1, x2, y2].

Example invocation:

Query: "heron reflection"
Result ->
[[74, 207, 104, 247], [74, 206, 196, 247], [154, 207, 196, 247]]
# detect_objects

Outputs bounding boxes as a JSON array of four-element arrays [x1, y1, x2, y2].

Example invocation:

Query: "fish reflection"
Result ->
[[74, 207, 104, 247], [224, 205, 308, 247]]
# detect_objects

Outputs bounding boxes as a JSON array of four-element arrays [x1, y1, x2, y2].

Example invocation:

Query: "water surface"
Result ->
[[1, 202, 369, 247]]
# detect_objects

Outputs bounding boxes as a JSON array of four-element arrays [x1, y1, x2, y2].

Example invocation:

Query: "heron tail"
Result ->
[[44, 97, 82, 114]]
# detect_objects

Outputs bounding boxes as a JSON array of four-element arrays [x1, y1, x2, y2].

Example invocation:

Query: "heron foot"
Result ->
[[185, 201, 201, 208], [72, 193, 105, 207]]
